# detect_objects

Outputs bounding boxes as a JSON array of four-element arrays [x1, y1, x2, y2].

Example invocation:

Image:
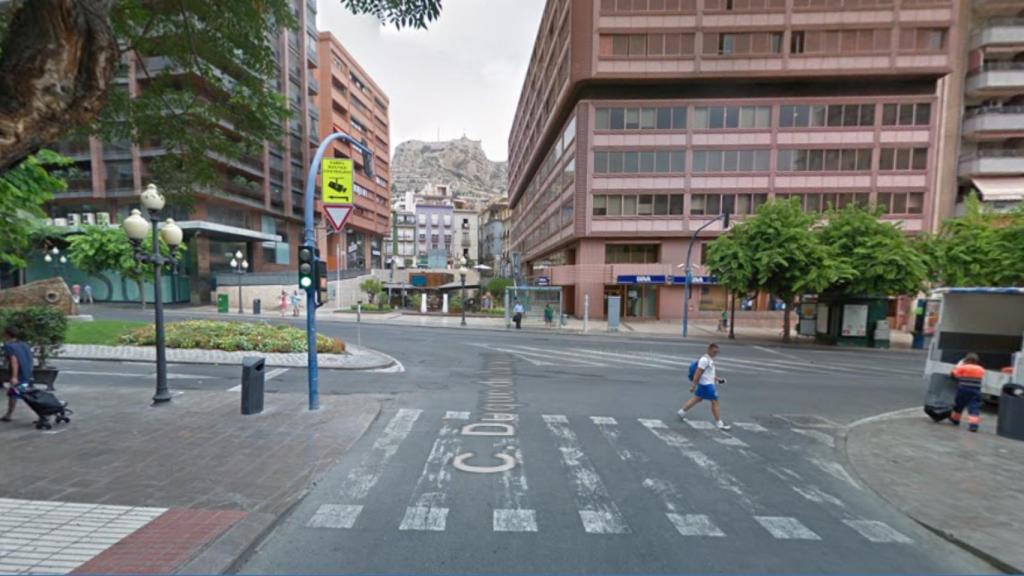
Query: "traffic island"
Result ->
[[59, 343, 395, 370], [845, 410, 1024, 573]]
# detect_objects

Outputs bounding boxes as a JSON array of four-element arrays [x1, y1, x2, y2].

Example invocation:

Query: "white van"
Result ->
[[924, 288, 1024, 402]]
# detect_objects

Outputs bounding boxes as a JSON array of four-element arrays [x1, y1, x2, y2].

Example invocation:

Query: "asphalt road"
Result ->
[[59, 309, 995, 573]]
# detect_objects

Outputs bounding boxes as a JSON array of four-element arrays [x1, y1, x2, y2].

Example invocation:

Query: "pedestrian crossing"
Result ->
[[301, 408, 914, 547], [471, 344, 921, 377]]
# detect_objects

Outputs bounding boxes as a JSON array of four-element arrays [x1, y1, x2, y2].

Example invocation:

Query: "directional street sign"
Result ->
[[324, 205, 352, 232], [322, 158, 353, 204]]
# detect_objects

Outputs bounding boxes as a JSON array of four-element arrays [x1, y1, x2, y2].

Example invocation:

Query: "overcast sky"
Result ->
[[316, 0, 546, 163]]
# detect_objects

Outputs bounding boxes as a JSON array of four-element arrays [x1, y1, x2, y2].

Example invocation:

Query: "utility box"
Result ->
[[997, 383, 1024, 442], [873, 319, 891, 349], [241, 356, 266, 415], [253, 299, 261, 315], [607, 295, 621, 333], [217, 293, 229, 313]]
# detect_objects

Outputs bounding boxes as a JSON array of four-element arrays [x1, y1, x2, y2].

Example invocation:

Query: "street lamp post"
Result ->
[[680, 211, 730, 338], [230, 250, 248, 314], [459, 256, 468, 327], [44, 247, 67, 280], [122, 184, 183, 404]]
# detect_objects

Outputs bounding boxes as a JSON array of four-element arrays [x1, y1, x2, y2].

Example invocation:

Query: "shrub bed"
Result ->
[[119, 320, 344, 354]]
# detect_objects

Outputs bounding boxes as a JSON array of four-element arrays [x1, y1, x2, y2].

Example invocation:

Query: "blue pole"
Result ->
[[303, 132, 374, 411], [681, 214, 726, 338]]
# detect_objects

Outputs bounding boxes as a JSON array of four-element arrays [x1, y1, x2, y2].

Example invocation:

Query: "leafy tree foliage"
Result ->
[[485, 277, 513, 298], [926, 194, 1024, 287], [359, 277, 383, 303], [0, 150, 71, 268]]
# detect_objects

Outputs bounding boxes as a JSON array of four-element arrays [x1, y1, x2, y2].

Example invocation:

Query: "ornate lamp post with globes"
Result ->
[[121, 184, 183, 404], [458, 256, 468, 327], [230, 250, 248, 314]]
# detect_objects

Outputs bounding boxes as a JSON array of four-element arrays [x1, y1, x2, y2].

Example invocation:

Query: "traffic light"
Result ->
[[298, 245, 315, 290], [316, 259, 328, 308]]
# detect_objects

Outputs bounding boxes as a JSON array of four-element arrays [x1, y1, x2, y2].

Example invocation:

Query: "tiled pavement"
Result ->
[[59, 343, 396, 370]]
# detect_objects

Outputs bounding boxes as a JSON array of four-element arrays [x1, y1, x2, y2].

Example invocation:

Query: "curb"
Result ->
[[841, 410, 1018, 574], [58, 347, 396, 372]]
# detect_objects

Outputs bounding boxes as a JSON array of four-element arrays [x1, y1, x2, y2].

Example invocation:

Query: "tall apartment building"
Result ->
[[508, 0, 959, 321], [954, 1, 1024, 208], [41, 0, 321, 303], [480, 198, 511, 273], [316, 32, 392, 272], [453, 206, 481, 264]]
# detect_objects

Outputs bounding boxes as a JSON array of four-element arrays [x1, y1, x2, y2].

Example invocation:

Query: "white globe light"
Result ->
[[234, 250, 243, 260], [122, 209, 151, 241], [242, 259, 249, 270], [51, 246, 60, 256], [230, 258, 238, 268], [44, 254, 52, 263], [160, 218, 183, 248], [140, 183, 166, 212], [59, 256, 67, 264]]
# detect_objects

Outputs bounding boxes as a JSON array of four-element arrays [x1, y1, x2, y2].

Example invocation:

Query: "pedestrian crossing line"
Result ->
[[792, 485, 846, 508], [398, 418, 463, 531], [570, 348, 687, 370], [733, 422, 769, 433], [493, 436, 537, 533], [639, 419, 755, 512], [493, 509, 538, 533], [508, 346, 611, 368], [807, 457, 863, 491], [469, 343, 556, 366], [307, 408, 422, 530], [842, 519, 913, 544], [666, 513, 726, 537], [592, 416, 649, 463], [791, 428, 837, 449], [637, 352, 788, 375], [542, 415, 631, 535], [684, 420, 716, 430], [715, 436, 749, 448], [444, 411, 471, 420], [755, 516, 822, 540]]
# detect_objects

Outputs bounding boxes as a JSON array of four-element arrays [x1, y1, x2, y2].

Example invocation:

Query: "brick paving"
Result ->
[[60, 343, 395, 370]]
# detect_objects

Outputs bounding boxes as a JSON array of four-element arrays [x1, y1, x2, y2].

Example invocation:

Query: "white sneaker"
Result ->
[[716, 421, 732, 431], [677, 410, 687, 421]]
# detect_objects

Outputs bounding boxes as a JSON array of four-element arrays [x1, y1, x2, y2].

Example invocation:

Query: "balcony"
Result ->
[[962, 106, 1024, 141], [307, 44, 319, 68], [971, 18, 1024, 50], [966, 61, 1024, 96], [974, 0, 1024, 17], [959, 149, 1024, 176]]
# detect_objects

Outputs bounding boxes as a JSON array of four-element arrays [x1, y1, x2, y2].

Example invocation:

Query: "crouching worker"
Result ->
[[950, 353, 985, 432]]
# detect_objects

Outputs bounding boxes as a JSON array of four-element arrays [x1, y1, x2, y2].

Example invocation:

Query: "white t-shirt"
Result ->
[[696, 354, 716, 385]]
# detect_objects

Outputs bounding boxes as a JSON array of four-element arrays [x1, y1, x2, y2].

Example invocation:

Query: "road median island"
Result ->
[[845, 410, 1024, 573]]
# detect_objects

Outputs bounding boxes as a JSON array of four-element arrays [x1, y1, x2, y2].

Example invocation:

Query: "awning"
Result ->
[[438, 281, 481, 290], [176, 221, 283, 243], [971, 177, 1024, 202]]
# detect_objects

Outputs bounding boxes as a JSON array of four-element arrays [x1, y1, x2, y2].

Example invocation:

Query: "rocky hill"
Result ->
[[390, 137, 506, 204]]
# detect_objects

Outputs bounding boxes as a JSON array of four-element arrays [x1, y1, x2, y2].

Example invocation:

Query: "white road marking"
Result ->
[[510, 346, 610, 368], [844, 407, 920, 430], [639, 419, 755, 512], [399, 419, 463, 531], [755, 516, 821, 540], [684, 420, 716, 430], [226, 384, 241, 392], [589, 416, 617, 425], [264, 368, 289, 380], [666, 513, 726, 537], [468, 343, 555, 366], [807, 457, 862, 491], [493, 509, 538, 533], [593, 417, 648, 463], [843, 519, 913, 544], [641, 478, 682, 513], [792, 485, 846, 508], [60, 370, 143, 378], [733, 422, 768, 432], [444, 411, 471, 420], [714, 436, 749, 448], [637, 352, 787, 375], [567, 348, 682, 369], [543, 414, 630, 534], [753, 345, 806, 362], [306, 504, 363, 529], [791, 428, 836, 449]]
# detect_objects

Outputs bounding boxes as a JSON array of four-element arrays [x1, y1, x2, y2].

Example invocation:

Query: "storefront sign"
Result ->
[[616, 275, 718, 285], [536, 276, 550, 286], [841, 304, 869, 337]]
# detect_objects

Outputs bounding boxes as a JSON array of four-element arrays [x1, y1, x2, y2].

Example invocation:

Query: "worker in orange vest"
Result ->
[[950, 353, 985, 432]]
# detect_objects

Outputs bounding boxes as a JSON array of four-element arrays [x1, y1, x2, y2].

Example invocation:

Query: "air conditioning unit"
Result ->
[[68, 213, 81, 226], [95, 212, 111, 225], [83, 213, 96, 225], [53, 218, 68, 227]]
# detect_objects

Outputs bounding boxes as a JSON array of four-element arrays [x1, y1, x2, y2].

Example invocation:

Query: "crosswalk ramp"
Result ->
[[300, 408, 914, 546], [471, 344, 921, 377]]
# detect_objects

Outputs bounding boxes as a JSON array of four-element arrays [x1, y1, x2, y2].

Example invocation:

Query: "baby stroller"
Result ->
[[21, 388, 72, 430]]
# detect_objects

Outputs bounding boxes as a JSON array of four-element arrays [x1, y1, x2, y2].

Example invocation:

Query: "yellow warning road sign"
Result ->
[[322, 158, 353, 204]]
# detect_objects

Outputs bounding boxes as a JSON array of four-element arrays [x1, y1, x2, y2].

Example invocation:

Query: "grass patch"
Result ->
[[120, 320, 344, 354], [65, 319, 147, 345]]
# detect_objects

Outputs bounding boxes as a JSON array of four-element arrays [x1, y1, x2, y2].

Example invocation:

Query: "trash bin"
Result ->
[[253, 298, 261, 315], [217, 293, 229, 313], [997, 383, 1024, 441], [241, 356, 265, 415]]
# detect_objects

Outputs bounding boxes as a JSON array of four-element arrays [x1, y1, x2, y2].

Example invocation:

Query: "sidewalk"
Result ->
[[0, 383, 381, 574], [59, 344, 395, 370], [845, 409, 1024, 572]]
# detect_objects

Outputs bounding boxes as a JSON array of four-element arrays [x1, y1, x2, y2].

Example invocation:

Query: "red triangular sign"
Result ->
[[324, 205, 353, 231]]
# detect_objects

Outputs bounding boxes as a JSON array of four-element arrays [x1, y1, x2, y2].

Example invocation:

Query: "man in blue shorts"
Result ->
[[678, 343, 731, 431], [2, 326, 34, 422]]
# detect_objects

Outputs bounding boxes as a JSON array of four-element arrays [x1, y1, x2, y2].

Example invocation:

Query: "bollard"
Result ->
[[241, 356, 265, 415], [583, 293, 589, 333], [253, 298, 261, 315]]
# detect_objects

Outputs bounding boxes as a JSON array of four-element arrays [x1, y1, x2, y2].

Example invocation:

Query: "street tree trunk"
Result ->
[[0, 0, 118, 171], [781, 295, 792, 344], [728, 291, 736, 340]]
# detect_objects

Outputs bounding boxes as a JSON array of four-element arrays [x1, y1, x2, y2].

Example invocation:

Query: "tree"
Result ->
[[359, 278, 383, 304], [706, 198, 851, 342], [818, 203, 928, 297], [926, 194, 1024, 287], [0, 149, 71, 268], [0, 0, 443, 198], [486, 277, 513, 299], [67, 224, 185, 308]]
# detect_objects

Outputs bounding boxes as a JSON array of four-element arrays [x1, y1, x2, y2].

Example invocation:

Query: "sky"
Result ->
[[316, 0, 546, 163]]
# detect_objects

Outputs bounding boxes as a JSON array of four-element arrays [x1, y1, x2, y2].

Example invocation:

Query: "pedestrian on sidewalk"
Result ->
[[512, 299, 525, 330], [278, 290, 288, 318], [544, 303, 554, 328], [950, 352, 985, 432], [678, 343, 731, 431], [718, 309, 728, 332], [290, 290, 302, 317], [83, 284, 94, 304], [2, 327, 34, 422]]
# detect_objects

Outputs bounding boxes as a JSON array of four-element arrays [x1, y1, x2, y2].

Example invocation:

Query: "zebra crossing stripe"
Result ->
[[792, 485, 846, 508], [444, 411, 471, 420], [399, 420, 463, 531], [685, 420, 716, 430], [755, 516, 821, 540], [842, 520, 913, 544], [494, 436, 537, 532], [733, 422, 768, 432], [666, 513, 726, 537], [508, 346, 610, 367], [542, 415, 631, 534], [715, 436, 749, 448], [307, 504, 363, 529], [593, 416, 648, 463], [792, 428, 836, 449], [493, 509, 538, 532]]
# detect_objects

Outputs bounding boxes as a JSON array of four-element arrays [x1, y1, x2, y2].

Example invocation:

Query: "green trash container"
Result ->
[[217, 293, 229, 313]]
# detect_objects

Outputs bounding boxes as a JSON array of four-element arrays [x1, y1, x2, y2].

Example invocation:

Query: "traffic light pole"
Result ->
[[303, 131, 374, 411], [681, 211, 729, 338]]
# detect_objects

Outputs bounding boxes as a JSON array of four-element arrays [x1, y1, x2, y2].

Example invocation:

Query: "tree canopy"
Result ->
[[925, 194, 1024, 287], [0, 149, 71, 268]]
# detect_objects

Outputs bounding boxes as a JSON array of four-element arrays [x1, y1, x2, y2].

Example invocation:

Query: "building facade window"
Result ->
[[776, 148, 872, 171], [692, 149, 771, 172], [605, 244, 659, 264], [881, 102, 931, 126], [593, 194, 686, 216], [694, 106, 771, 129], [691, 193, 768, 215], [704, 31, 786, 55], [594, 150, 686, 174], [776, 192, 871, 212], [877, 192, 925, 214], [596, 106, 686, 130], [879, 147, 928, 171], [779, 103, 875, 128]]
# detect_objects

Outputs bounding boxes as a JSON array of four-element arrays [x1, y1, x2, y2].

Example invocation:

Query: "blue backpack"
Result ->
[[688, 360, 699, 381]]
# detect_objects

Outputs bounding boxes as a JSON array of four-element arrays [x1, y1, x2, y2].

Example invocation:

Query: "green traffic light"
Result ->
[[300, 277, 312, 288]]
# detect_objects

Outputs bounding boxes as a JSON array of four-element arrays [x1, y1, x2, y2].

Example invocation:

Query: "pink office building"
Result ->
[[508, 0, 962, 321]]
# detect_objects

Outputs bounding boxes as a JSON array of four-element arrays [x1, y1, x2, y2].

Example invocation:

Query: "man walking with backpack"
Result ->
[[678, 343, 731, 431]]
